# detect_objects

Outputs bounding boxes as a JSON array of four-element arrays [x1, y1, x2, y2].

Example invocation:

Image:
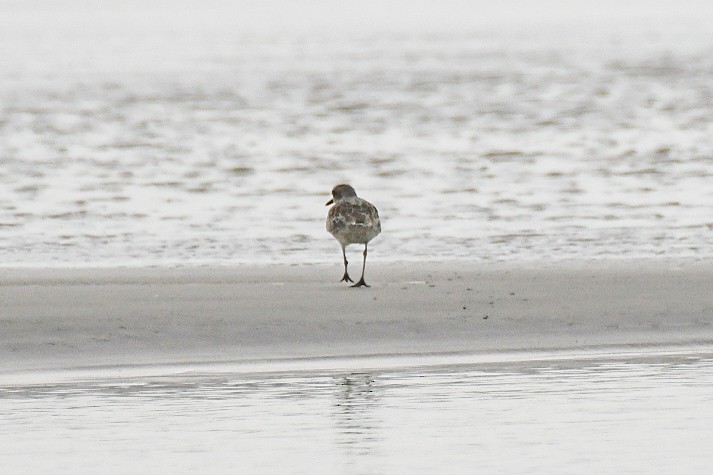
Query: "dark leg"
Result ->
[[340, 246, 353, 283], [351, 243, 369, 288]]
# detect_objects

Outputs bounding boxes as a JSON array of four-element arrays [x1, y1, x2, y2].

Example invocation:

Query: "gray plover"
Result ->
[[325, 184, 381, 287]]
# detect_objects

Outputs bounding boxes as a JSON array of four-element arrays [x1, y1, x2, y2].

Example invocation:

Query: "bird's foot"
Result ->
[[351, 277, 369, 288], [340, 272, 354, 283]]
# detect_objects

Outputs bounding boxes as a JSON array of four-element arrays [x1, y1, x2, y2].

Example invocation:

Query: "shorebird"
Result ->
[[325, 184, 381, 287]]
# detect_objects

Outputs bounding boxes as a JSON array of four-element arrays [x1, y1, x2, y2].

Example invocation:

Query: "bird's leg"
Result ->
[[351, 243, 369, 287], [340, 246, 354, 283]]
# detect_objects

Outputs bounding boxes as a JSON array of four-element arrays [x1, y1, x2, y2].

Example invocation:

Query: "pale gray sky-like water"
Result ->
[[1, 348, 712, 474], [1, 0, 713, 267]]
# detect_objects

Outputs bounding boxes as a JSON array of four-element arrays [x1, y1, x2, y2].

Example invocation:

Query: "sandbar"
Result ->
[[1, 260, 712, 373]]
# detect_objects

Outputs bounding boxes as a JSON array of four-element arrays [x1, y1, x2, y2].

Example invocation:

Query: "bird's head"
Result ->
[[325, 184, 357, 206]]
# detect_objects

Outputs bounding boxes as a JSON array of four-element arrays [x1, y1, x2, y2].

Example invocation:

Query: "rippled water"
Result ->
[[1, 349, 712, 473], [2, 0, 713, 266]]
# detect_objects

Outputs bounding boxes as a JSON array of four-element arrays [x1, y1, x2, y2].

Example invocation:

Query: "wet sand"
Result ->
[[1, 260, 712, 372]]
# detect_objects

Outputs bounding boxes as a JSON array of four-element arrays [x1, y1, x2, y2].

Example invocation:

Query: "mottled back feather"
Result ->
[[327, 197, 381, 246]]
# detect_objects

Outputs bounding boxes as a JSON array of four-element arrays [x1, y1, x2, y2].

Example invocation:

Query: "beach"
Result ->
[[3, 261, 713, 475], [2, 260, 712, 374]]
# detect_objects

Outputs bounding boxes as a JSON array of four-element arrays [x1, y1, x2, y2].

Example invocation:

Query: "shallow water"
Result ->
[[1, 348, 712, 474], [2, 0, 713, 266]]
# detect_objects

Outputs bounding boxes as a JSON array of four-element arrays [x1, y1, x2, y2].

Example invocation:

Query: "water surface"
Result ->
[[1, 1, 713, 266], [2, 348, 712, 473]]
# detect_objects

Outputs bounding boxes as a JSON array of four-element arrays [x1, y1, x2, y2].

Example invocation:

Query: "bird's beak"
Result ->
[[325, 198, 333, 206]]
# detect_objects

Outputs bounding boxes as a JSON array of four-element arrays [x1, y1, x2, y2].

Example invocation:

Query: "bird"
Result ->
[[325, 184, 381, 287]]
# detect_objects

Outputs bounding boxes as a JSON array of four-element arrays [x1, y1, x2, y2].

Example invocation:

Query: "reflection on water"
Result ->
[[334, 374, 382, 471], [1, 349, 713, 473]]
